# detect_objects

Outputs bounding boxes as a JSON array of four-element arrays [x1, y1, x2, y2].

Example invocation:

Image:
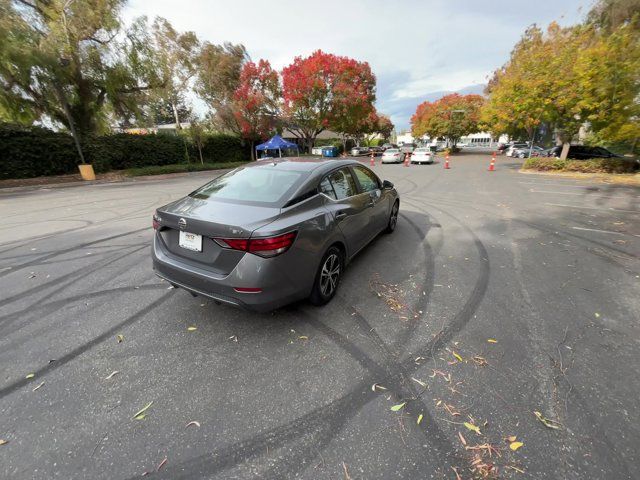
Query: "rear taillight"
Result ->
[[213, 231, 297, 258], [152, 213, 161, 230]]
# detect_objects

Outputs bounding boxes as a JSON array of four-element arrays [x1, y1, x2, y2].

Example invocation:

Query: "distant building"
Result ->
[[396, 131, 415, 145]]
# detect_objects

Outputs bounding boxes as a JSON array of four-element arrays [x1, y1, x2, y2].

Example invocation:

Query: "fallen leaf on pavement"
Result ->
[[417, 414, 424, 425], [105, 371, 119, 380], [452, 351, 463, 362], [595, 313, 600, 318], [411, 377, 427, 387], [133, 401, 153, 420], [0, 439, 8, 446], [487, 338, 498, 343], [506, 435, 517, 442], [464, 422, 481, 435], [506, 465, 526, 473], [32, 382, 45, 392], [371, 383, 387, 392], [458, 431, 467, 446], [298, 335, 308, 340], [187, 326, 197, 332], [25, 373, 35, 379], [451, 466, 462, 480], [472, 356, 488, 367], [117, 334, 124, 343], [157, 457, 168, 471], [534, 411, 561, 429], [510, 441, 524, 451], [186, 421, 200, 428], [390, 402, 406, 412]]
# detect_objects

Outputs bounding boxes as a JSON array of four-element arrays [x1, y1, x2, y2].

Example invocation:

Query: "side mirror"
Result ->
[[382, 180, 394, 189]]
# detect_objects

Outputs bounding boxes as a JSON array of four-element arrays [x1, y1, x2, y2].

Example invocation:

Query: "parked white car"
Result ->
[[410, 147, 433, 165], [381, 148, 404, 164], [505, 143, 529, 157], [311, 146, 324, 156]]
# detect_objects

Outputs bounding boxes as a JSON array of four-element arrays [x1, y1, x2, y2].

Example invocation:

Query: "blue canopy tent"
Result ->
[[255, 135, 299, 159]]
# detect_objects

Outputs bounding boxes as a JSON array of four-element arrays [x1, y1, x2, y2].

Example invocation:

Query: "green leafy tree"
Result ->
[[483, 17, 639, 156], [145, 16, 199, 129], [141, 95, 193, 126], [0, 0, 164, 163], [195, 41, 248, 134], [587, 0, 640, 31], [575, 23, 640, 153]]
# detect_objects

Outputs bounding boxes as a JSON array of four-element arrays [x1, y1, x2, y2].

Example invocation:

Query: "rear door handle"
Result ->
[[335, 211, 347, 220]]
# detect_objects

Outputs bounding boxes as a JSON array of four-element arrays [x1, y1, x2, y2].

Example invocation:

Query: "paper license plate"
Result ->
[[178, 231, 202, 252]]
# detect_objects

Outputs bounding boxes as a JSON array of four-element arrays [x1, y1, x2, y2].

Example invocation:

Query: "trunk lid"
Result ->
[[156, 196, 279, 275]]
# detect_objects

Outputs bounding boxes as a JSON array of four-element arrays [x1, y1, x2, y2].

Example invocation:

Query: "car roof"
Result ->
[[249, 157, 360, 175]]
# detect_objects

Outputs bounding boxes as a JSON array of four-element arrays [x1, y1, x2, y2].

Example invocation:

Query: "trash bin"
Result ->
[[322, 146, 338, 158]]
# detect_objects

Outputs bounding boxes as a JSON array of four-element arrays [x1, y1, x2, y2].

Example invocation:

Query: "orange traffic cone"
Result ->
[[489, 157, 495, 171], [444, 154, 450, 169], [370, 152, 375, 166]]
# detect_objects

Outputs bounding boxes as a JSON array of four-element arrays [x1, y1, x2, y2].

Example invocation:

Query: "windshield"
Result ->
[[191, 167, 306, 206]]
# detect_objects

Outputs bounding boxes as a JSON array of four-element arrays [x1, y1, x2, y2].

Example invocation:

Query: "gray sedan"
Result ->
[[152, 158, 400, 312]]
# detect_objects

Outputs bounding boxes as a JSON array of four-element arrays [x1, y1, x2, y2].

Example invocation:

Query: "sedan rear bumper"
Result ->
[[152, 233, 308, 312]]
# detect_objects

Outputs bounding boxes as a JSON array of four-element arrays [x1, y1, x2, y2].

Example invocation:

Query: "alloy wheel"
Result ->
[[320, 253, 341, 296], [389, 202, 399, 231]]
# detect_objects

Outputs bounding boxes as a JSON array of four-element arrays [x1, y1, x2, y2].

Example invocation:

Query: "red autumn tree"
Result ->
[[233, 59, 281, 160], [411, 94, 484, 147], [281, 50, 376, 152]]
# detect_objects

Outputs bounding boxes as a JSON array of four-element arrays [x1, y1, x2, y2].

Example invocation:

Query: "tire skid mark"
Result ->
[[0, 292, 174, 400], [0, 242, 149, 266], [145, 317, 464, 480], [0, 283, 164, 326], [0, 226, 149, 279], [417, 191, 640, 261], [391, 211, 440, 351], [417, 193, 640, 275], [400, 199, 490, 372], [0, 244, 148, 311], [145, 204, 485, 480], [0, 249, 151, 341], [256, 313, 462, 480]]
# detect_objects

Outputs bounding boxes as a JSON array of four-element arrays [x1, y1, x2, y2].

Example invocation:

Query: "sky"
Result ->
[[124, 0, 590, 131]]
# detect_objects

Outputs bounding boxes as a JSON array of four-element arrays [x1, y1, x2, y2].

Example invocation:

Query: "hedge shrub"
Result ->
[[523, 157, 639, 174], [0, 123, 251, 179]]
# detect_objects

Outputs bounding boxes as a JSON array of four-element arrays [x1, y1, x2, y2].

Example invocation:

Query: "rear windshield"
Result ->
[[385, 149, 399, 153], [190, 166, 307, 206]]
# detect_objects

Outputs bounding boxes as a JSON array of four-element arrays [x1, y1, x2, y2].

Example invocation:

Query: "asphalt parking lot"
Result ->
[[1, 152, 639, 479]]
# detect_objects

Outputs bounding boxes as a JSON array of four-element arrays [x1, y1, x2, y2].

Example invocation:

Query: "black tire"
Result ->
[[309, 246, 344, 306], [385, 200, 400, 233]]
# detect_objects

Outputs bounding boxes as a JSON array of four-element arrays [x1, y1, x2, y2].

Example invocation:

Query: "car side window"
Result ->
[[319, 177, 337, 200], [327, 168, 357, 200], [352, 166, 380, 193]]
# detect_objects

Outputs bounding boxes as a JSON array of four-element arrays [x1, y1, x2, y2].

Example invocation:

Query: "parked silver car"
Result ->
[[152, 158, 400, 312], [350, 146, 370, 156], [381, 148, 404, 164]]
